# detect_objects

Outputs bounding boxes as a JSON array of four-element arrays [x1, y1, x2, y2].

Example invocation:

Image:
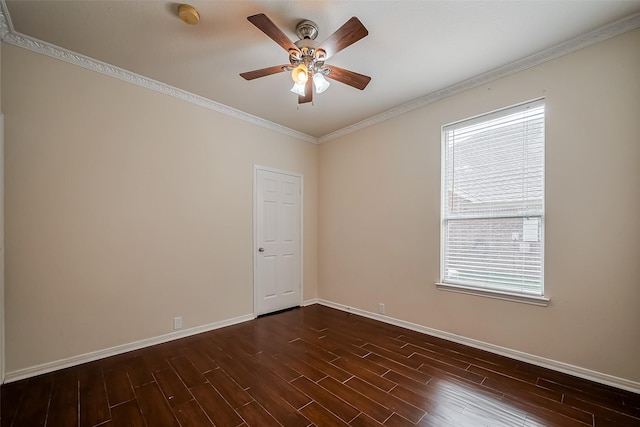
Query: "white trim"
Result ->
[[0, 113, 4, 383], [317, 12, 640, 143], [3, 313, 255, 384], [435, 283, 549, 307], [0, 3, 315, 144], [0, 0, 12, 38], [4, 298, 639, 394], [302, 298, 319, 306], [316, 299, 640, 394], [2, 300, 324, 383], [438, 98, 547, 306], [253, 165, 304, 317], [0, 1, 638, 144]]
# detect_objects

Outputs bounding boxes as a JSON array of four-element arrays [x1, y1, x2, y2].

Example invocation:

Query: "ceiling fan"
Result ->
[[240, 13, 371, 105]]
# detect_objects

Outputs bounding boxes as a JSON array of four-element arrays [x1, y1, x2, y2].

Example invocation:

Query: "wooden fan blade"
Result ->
[[325, 65, 371, 90], [247, 13, 299, 53], [240, 65, 288, 80], [298, 79, 313, 104], [317, 17, 368, 59]]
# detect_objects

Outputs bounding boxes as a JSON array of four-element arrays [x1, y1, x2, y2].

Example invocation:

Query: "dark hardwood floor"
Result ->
[[2, 304, 639, 426]]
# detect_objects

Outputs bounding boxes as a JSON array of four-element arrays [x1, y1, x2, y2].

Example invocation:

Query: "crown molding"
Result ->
[[0, 0, 11, 39], [318, 11, 640, 143], [0, 1, 318, 144], [1, 1, 639, 145]]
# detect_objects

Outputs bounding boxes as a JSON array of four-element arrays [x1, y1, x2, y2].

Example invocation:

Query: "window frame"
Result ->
[[437, 99, 549, 306]]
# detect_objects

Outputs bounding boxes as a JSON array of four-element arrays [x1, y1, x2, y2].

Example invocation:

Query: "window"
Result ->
[[439, 99, 546, 304]]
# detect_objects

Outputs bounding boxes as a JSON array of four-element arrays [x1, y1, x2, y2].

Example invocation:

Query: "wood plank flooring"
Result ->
[[2, 304, 639, 426]]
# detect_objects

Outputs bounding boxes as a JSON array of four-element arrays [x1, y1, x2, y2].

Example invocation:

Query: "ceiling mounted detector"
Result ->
[[178, 4, 200, 25]]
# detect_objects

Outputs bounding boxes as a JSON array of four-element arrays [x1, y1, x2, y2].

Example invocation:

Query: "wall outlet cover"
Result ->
[[173, 316, 183, 330]]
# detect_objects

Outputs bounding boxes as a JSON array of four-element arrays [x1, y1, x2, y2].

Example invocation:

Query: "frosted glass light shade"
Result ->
[[290, 82, 306, 96], [313, 73, 330, 93]]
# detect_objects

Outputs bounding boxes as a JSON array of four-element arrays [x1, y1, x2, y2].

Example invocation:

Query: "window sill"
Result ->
[[435, 282, 549, 307]]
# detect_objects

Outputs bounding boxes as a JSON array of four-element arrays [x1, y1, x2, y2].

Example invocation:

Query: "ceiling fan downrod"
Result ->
[[285, 20, 329, 80], [295, 20, 319, 40], [240, 13, 371, 104]]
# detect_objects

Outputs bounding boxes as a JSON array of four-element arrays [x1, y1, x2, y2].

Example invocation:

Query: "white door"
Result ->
[[254, 167, 302, 316]]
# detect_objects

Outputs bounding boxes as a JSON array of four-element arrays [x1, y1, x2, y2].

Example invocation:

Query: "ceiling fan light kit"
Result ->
[[240, 13, 371, 105], [290, 82, 307, 96], [291, 63, 309, 84], [313, 73, 330, 93]]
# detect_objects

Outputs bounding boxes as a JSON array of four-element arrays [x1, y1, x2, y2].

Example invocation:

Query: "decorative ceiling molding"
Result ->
[[0, 0, 11, 39], [0, 1, 317, 144], [1, 1, 638, 145], [318, 11, 640, 143]]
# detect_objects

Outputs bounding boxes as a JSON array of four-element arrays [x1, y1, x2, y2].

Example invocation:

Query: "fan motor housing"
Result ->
[[296, 20, 319, 40]]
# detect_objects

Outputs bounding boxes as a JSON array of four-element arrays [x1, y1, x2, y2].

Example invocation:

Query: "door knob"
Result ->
[[258, 247, 265, 252]]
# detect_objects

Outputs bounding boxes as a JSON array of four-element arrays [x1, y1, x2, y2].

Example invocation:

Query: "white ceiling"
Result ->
[[4, 1, 640, 140]]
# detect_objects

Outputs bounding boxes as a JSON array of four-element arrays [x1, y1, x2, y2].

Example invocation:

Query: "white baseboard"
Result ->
[[3, 302, 323, 384], [3, 313, 255, 384], [317, 299, 640, 394], [6, 301, 639, 394]]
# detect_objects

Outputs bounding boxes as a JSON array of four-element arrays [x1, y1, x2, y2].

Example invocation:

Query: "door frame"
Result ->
[[0, 113, 4, 382], [253, 165, 304, 317]]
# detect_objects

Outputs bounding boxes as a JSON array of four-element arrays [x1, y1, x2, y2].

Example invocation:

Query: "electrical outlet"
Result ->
[[173, 316, 183, 330], [378, 303, 385, 314]]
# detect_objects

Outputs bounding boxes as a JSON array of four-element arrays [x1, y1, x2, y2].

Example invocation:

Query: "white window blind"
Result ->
[[441, 99, 545, 296]]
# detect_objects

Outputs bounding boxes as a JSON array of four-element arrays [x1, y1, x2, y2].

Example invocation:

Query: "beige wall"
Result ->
[[319, 28, 640, 382], [2, 26, 639, 386], [1, 43, 317, 373]]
